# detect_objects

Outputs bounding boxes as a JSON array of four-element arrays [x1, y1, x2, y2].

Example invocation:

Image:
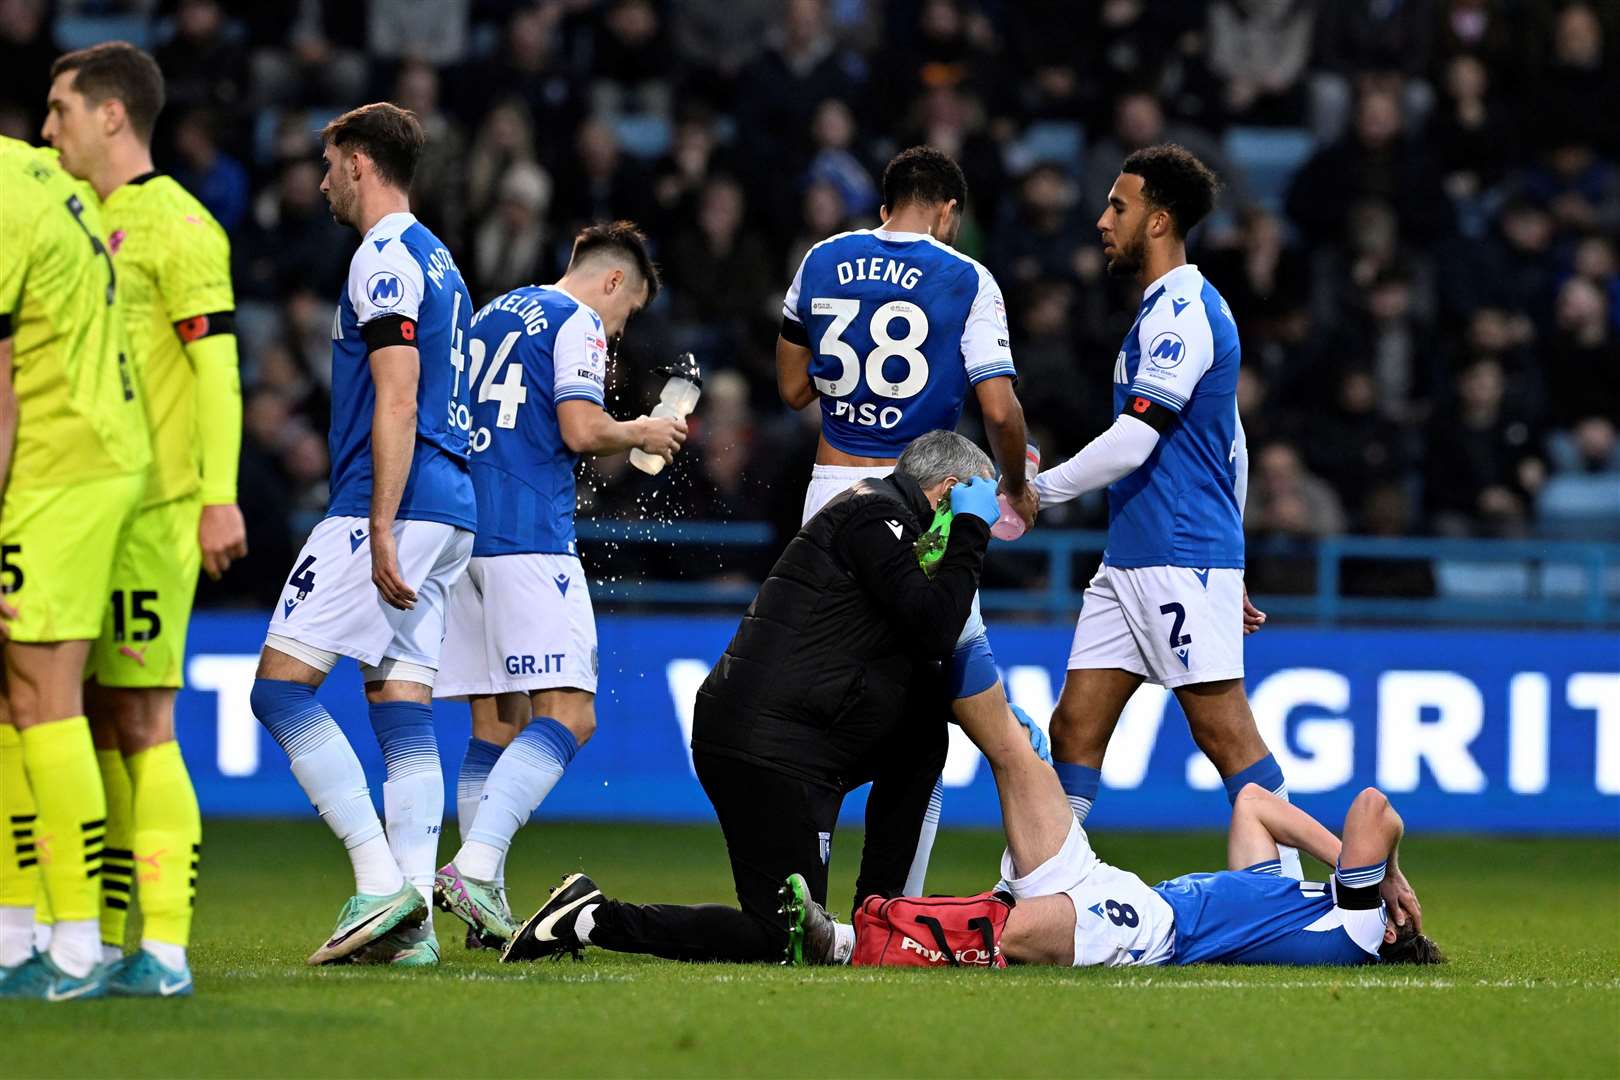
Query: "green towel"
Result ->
[[914, 494, 954, 577]]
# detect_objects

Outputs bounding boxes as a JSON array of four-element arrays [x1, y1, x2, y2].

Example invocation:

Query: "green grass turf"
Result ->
[[9, 820, 1618, 1079]]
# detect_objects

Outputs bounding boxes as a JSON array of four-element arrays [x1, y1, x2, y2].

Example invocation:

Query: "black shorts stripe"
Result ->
[[9, 814, 36, 824], [82, 818, 108, 830], [17, 857, 37, 869], [104, 847, 133, 859], [15, 842, 33, 855], [105, 896, 129, 910], [103, 878, 131, 895]]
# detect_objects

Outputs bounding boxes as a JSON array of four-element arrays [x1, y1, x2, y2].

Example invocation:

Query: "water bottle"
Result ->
[[990, 442, 1041, 540], [630, 352, 703, 476]]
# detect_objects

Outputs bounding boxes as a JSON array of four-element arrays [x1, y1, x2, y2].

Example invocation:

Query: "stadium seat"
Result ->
[[613, 114, 672, 161], [1434, 560, 1531, 600], [53, 14, 153, 51], [1008, 121, 1085, 176], [1222, 127, 1315, 214], [1537, 474, 1620, 541]]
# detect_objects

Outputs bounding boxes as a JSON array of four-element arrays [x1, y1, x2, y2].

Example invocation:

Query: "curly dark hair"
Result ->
[[1121, 143, 1222, 238], [882, 145, 968, 213], [1378, 921, 1446, 965]]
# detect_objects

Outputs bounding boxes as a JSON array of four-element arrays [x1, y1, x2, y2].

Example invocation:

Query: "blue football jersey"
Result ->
[[327, 211, 475, 530], [1153, 869, 1381, 966], [1105, 263, 1244, 570], [465, 284, 609, 557], [783, 227, 1016, 458]]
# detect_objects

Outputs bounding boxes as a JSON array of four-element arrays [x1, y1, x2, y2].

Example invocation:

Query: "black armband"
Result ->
[[779, 314, 809, 348], [175, 309, 236, 343], [0, 313, 11, 340], [1333, 877, 1382, 911], [362, 314, 418, 352], [1121, 394, 1176, 433]]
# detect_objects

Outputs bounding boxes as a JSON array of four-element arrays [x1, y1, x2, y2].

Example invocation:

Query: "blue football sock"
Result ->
[[456, 738, 503, 845], [252, 678, 400, 894], [1055, 762, 1102, 825], [369, 701, 443, 903], [1223, 753, 1303, 880], [460, 718, 578, 879]]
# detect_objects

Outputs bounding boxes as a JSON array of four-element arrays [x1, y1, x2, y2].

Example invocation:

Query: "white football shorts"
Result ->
[[266, 515, 472, 670], [802, 463, 986, 647], [436, 552, 598, 698], [1067, 563, 1244, 689], [997, 818, 1177, 967]]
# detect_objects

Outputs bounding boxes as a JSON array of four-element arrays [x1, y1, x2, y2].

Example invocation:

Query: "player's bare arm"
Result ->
[[1226, 782, 1342, 870], [557, 399, 686, 462], [974, 375, 1037, 526], [775, 335, 816, 410], [368, 342, 419, 610]]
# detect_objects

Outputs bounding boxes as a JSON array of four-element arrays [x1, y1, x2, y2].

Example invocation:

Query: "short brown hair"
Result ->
[[320, 103, 425, 191], [568, 220, 660, 304], [1379, 923, 1446, 965], [51, 41, 165, 142]]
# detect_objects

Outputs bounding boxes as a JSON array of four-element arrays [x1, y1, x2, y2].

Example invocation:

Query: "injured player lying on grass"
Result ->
[[786, 784, 1442, 969]]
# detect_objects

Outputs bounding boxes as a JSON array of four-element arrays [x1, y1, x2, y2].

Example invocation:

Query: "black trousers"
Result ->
[[588, 734, 945, 963]]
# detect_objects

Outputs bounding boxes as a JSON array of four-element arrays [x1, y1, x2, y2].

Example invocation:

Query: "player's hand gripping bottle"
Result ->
[[991, 442, 1041, 540], [630, 352, 703, 475]]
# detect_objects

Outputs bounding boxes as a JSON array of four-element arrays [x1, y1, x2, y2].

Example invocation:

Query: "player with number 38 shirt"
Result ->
[[776, 146, 1037, 900]]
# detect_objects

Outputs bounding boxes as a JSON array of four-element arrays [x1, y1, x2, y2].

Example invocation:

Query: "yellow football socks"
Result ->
[[18, 717, 106, 923], [0, 724, 38, 966], [127, 740, 201, 948], [97, 747, 134, 950]]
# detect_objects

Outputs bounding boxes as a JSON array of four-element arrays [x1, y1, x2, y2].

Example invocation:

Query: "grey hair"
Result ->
[[895, 430, 994, 489]]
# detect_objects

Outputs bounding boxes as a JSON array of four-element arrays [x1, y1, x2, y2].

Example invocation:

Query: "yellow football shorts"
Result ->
[[87, 494, 203, 689], [0, 472, 144, 643]]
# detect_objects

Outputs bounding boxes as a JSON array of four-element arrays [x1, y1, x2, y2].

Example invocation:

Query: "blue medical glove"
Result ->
[[1009, 703, 1052, 764], [952, 475, 1000, 526]]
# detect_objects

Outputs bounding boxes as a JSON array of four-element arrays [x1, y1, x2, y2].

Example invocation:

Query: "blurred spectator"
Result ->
[[1311, 0, 1436, 141], [1206, 0, 1314, 127], [555, 116, 651, 240], [1246, 441, 1348, 538], [1083, 89, 1246, 221], [1429, 52, 1519, 203], [171, 107, 248, 232], [1287, 82, 1454, 248], [466, 100, 537, 225], [238, 156, 349, 300], [804, 99, 877, 220], [366, 0, 467, 68], [394, 58, 467, 250], [664, 174, 775, 371], [991, 163, 1088, 287], [1542, 276, 1619, 428], [1530, 2, 1618, 157], [0, 0, 53, 136], [472, 162, 552, 300], [1305, 367, 1414, 522], [246, 0, 367, 112], [455, 4, 581, 165], [588, 0, 673, 122], [1425, 358, 1545, 536], [155, 0, 250, 127]]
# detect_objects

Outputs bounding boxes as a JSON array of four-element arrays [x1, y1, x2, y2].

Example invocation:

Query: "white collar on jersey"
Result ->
[[544, 283, 585, 307], [1141, 262, 1201, 300], [871, 226, 934, 242], [364, 210, 418, 243]]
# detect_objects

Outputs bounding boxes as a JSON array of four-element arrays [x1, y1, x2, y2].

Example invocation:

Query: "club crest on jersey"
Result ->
[[1147, 331, 1186, 370], [367, 272, 403, 308]]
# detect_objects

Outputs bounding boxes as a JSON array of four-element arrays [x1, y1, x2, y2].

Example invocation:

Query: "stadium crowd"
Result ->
[[1, 0, 1616, 606]]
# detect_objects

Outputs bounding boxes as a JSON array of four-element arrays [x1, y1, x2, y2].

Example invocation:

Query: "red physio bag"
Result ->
[[850, 892, 1014, 968]]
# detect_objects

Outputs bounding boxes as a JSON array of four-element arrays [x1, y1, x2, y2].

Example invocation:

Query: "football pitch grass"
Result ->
[[11, 820, 1618, 1079]]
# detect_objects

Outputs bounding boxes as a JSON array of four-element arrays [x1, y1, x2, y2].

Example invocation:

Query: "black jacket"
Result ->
[[692, 473, 989, 789]]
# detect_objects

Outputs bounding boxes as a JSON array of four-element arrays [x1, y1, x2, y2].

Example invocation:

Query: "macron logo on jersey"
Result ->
[[367, 272, 403, 308], [1171, 297, 1190, 317], [1147, 332, 1185, 369]]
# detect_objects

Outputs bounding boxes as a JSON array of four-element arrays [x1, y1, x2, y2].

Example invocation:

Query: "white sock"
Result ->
[[1272, 785, 1304, 880], [833, 922, 855, 965], [0, 905, 33, 967], [574, 902, 598, 944], [100, 943, 123, 966], [382, 770, 443, 907], [456, 838, 505, 882], [903, 778, 945, 896], [32, 919, 51, 955], [142, 938, 186, 971], [287, 733, 402, 895], [48, 918, 100, 978], [464, 720, 578, 868]]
